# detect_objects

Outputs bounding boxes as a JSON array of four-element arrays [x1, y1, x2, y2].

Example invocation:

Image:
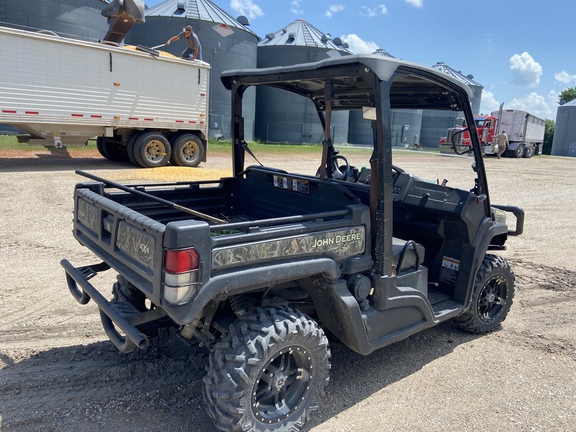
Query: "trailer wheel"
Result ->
[[96, 137, 129, 162], [132, 132, 171, 168], [523, 145, 534, 158], [126, 133, 141, 166], [511, 145, 524, 158], [452, 254, 515, 334], [170, 134, 205, 167], [203, 306, 330, 432]]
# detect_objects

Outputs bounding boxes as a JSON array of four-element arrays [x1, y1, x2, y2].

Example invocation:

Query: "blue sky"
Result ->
[[146, 0, 576, 121]]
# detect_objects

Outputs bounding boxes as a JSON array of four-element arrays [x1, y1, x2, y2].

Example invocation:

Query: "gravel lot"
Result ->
[[0, 146, 575, 432]]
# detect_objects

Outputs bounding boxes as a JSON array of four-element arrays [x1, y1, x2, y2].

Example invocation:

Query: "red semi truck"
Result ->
[[440, 109, 546, 158]]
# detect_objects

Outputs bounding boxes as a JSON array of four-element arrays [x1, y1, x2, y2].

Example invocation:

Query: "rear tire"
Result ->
[[511, 145, 524, 158], [452, 254, 514, 334], [96, 137, 129, 162], [170, 134, 205, 167], [132, 132, 171, 168], [523, 145, 534, 158], [203, 306, 331, 432]]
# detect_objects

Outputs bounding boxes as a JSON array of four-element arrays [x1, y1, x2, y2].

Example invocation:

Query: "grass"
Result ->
[[0, 134, 98, 153], [0, 134, 434, 158]]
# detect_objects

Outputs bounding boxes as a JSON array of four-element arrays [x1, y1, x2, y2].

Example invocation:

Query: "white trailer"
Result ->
[[0, 25, 210, 167], [490, 109, 546, 158]]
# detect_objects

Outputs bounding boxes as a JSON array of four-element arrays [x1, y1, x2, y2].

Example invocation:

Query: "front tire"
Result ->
[[203, 306, 331, 432], [452, 254, 515, 334]]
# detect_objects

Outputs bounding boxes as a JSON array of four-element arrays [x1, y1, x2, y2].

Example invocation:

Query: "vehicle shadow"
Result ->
[[307, 322, 480, 429], [0, 323, 479, 431], [0, 155, 133, 173]]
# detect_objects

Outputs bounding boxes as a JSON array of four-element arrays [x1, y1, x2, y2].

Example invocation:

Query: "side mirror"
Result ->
[[449, 128, 473, 155]]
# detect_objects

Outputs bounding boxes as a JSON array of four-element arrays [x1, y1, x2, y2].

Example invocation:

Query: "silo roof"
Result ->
[[432, 62, 483, 89], [560, 99, 576, 107], [145, 0, 256, 35], [258, 19, 351, 53], [372, 48, 395, 58]]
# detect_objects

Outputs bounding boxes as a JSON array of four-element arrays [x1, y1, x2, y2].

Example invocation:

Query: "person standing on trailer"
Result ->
[[166, 25, 202, 61]]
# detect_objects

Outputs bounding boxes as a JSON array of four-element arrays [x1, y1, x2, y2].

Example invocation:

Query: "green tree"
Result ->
[[542, 119, 555, 155], [559, 87, 576, 104]]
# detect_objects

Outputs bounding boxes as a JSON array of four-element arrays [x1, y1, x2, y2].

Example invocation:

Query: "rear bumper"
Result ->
[[61, 259, 150, 353]]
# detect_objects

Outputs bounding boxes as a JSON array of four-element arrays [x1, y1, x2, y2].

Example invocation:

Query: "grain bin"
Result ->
[[255, 20, 351, 144], [552, 99, 576, 157], [0, 0, 110, 41]]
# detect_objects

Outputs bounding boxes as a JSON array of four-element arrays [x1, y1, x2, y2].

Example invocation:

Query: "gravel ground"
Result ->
[[0, 147, 575, 432]]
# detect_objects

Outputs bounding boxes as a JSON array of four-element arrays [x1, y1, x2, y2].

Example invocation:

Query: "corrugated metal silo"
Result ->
[[255, 20, 351, 144], [552, 100, 576, 157], [421, 62, 484, 148], [0, 0, 110, 41], [348, 49, 422, 148], [126, 0, 258, 140]]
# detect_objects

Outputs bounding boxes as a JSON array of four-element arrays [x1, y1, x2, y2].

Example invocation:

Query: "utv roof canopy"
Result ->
[[221, 54, 473, 112]]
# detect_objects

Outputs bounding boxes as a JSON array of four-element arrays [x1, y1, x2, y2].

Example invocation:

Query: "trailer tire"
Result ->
[[203, 306, 330, 432], [96, 137, 129, 162], [127, 133, 142, 166], [170, 134, 204, 167], [452, 254, 514, 334], [511, 145, 524, 158], [132, 132, 171, 168], [523, 145, 534, 158]]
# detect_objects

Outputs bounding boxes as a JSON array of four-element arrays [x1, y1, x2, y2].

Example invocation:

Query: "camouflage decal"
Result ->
[[273, 175, 309, 194], [212, 226, 365, 270], [77, 198, 99, 233], [116, 221, 155, 270]]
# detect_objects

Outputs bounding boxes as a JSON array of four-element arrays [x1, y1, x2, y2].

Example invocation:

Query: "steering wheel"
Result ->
[[332, 155, 350, 180], [316, 154, 351, 180]]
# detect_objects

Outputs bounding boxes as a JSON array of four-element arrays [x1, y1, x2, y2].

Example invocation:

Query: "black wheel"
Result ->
[[170, 134, 205, 167], [126, 133, 141, 166], [452, 254, 515, 334], [96, 136, 110, 159], [96, 137, 129, 162], [511, 145, 524, 158], [203, 306, 331, 432], [132, 132, 171, 168], [523, 145, 534, 158]]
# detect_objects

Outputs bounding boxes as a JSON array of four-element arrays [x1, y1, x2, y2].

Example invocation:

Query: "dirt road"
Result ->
[[0, 148, 575, 431]]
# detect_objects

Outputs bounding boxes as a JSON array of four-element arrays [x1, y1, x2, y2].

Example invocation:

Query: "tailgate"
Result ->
[[73, 187, 166, 304]]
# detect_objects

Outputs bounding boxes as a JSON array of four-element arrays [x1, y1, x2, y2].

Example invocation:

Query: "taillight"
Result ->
[[165, 249, 199, 273], [163, 248, 200, 305]]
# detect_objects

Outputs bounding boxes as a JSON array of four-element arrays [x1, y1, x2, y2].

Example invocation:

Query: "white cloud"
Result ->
[[340, 34, 379, 54], [555, 70, 576, 85], [290, 0, 303, 15], [230, 0, 264, 20], [507, 92, 557, 120], [405, 0, 424, 7], [325, 4, 345, 18], [479, 90, 501, 115], [360, 5, 388, 17], [509, 52, 542, 87]]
